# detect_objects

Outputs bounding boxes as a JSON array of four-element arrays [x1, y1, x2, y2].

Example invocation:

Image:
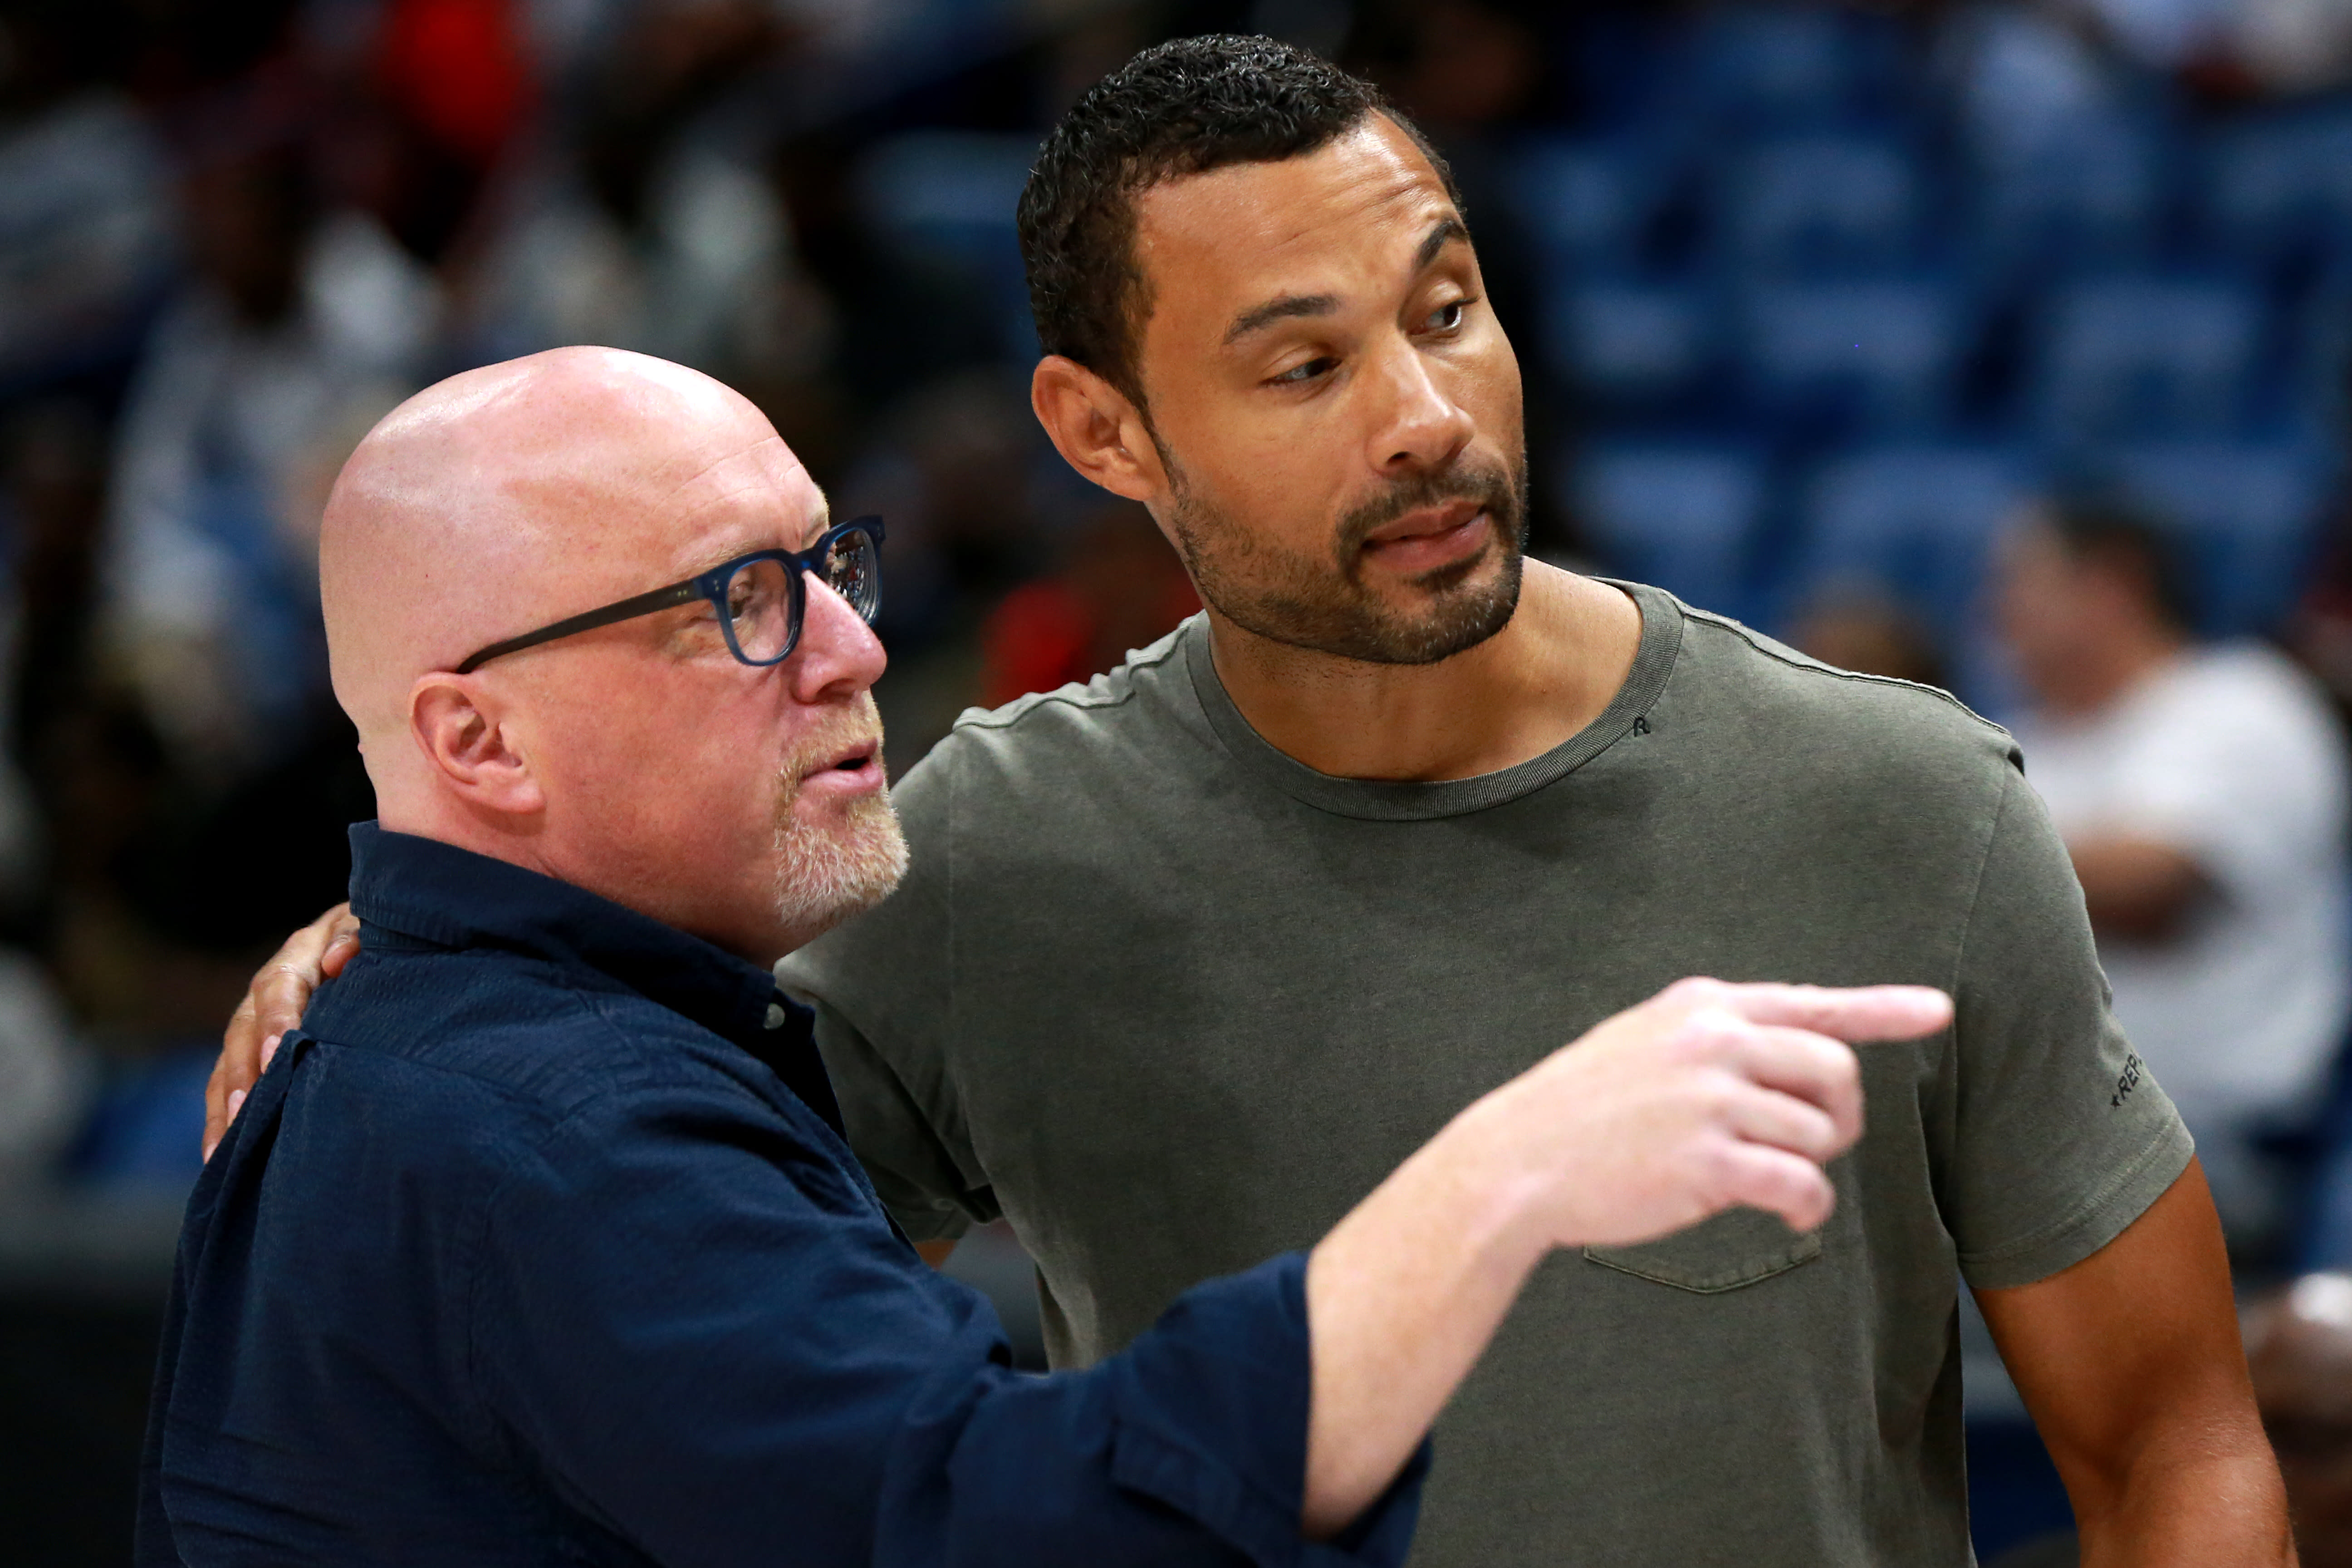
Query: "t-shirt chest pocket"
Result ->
[[1582, 1208, 1823, 1293]]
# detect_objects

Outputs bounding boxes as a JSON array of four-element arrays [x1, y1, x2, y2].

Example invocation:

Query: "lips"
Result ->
[[799, 738, 881, 783], [1362, 499, 1485, 549], [1356, 500, 1494, 577]]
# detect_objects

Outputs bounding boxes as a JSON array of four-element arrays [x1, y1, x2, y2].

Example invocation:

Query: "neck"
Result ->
[[375, 794, 789, 968], [1205, 562, 1644, 781]]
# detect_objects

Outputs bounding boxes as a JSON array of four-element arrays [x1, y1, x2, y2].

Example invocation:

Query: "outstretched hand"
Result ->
[[1480, 976, 1952, 1247], [1299, 975, 1952, 1538], [204, 905, 362, 1161]]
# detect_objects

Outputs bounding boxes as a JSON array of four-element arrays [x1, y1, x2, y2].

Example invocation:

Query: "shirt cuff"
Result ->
[[1104, 1252, 1431, 1568], [1959, 1111, 2197, 1290]]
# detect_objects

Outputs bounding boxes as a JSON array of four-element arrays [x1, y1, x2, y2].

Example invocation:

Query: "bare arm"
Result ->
[[2068, 837, 2209, 942], [1301, 978, 1951, 1535], [1975, 1160, 2293, 1567]]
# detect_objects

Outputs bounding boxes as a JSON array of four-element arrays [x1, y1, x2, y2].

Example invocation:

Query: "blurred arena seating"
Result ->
[[1519, 3, 2352, 646]]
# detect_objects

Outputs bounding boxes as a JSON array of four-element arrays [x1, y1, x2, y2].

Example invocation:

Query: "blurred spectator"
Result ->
[[850, 367, 1059, 639], [303, 0, 535, 274], [980, 500, 1198, 705], [464, 0, 827, 392], [1997, 497, 2351, 1249], [832, 368, 1062, 764], [100, 134, 422, 786], [0, 946, 78, 1185], [2245, 1272, 2352, 1566], [1950, 5, 2117, 141], [0, 3, 174, 392], [9, 397, 110, 779], [1787, 587, 1952, 689], [2052, 0, 2352, 94]]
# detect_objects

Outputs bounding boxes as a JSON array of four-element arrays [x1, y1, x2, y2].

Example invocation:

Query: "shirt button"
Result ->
[[764, 1003, 789, 1030]]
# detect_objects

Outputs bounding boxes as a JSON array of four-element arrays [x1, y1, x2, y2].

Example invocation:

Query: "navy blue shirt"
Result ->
[[139, 824, 1426, 1567]]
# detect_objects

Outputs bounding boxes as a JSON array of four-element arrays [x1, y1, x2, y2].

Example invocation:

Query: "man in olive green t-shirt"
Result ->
[[784, 580, 2212, 1565], [214, 35, 2289, 1567], [783, 37, 2283, 1568]]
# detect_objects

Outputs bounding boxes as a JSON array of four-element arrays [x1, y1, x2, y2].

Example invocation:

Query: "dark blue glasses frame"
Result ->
[[455, 516, 885, 675]]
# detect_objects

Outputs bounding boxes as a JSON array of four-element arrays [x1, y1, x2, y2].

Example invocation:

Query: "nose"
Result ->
[[1363, 333, 1475, 479], [784, 573, 887, 705]]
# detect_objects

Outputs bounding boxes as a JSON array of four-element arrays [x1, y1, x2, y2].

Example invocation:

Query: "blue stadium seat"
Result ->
[[1968, 111, 2168, 279], [858, 132, 1039, 356], [1513, 139, 1679, 274], [2101, 441, 2332, 633], [2292, 284, 2352, 435], [1736, 279, 1968, 436], [1678, 5, 1906, 130], [1714, 135, 1925, 276], [1546, 279, 1716, 413], [1794, 445, 2030, 627], [2032, 276, 2265, 441], [2198, 106, 2352, 273], [1573, 443, 1769, 614]]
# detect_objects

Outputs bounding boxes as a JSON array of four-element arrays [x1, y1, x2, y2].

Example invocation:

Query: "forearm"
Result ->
[[1302, 1103, 1544, 1537], [2071, 1436, 2293, 1567], [1982, 1166, 2293, 1568], [2068, 836, 2207, 940]]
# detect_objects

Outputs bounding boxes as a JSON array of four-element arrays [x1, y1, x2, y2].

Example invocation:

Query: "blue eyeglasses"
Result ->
[[455, 516, 885, 675]]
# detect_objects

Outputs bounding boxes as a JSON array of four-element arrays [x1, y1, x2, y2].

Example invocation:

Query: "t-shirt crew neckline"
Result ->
[[1183, 578, 1686, 823]]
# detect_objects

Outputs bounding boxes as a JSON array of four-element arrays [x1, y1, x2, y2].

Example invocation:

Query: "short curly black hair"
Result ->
[[1017, 34, 1456, 411]]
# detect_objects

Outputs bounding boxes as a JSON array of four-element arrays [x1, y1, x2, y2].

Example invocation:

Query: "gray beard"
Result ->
[[773, 781, 909, 946]]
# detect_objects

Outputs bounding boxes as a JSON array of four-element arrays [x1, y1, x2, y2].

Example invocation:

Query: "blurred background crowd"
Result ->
[[9, 0, 2352, 1561]]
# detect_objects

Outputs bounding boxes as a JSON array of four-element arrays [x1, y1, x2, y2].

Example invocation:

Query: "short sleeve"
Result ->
[[1942, 762, 2196, 1290], [780, 740, 997, 1240]]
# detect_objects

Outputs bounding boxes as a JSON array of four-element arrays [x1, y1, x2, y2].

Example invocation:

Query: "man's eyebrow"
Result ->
[[1414, 216, 1470, 276], [1219, 218, 1472, 349], [1223, 292, 1339, 347]]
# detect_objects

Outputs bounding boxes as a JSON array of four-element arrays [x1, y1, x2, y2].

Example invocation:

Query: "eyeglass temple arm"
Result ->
[[451, 519, 881, 675], [453, 581, 703, 675]]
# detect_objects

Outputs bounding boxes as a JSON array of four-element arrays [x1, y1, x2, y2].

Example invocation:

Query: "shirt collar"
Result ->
[[344, 822, 822, 1096]]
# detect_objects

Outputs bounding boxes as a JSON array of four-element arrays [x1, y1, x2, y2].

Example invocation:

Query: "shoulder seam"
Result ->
[[952, 627, 1190, 733], [312, 957, 671, 1102], [1678, 603, 2012, 739]]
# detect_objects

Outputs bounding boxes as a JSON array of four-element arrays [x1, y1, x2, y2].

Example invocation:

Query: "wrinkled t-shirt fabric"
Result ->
[[781, 580, 2192, 1568]]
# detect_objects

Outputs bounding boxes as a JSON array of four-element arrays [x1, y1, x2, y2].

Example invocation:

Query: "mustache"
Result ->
[[1332, 459, 1521, 564], [779, 695, 886, 791]]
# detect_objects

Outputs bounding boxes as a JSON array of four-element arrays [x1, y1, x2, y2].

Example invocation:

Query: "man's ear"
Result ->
[[1031, 355, 1166, 504], [409, 675, 544, 818]]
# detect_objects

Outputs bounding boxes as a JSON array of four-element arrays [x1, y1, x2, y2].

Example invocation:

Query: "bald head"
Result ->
[[322, 346, 808, 750], [316, 347, 896, 964]]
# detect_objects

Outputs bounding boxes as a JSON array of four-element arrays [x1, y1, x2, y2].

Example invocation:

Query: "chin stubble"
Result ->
[[772, 706, 910, 943], [1163, 449, 1531, 666]]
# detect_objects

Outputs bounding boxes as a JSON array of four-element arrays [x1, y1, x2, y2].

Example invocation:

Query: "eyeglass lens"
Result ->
[[719, 527, 881, 664]]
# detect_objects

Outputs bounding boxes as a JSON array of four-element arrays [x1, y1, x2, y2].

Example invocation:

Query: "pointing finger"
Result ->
[[1715, 984, 1951, 1044]]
